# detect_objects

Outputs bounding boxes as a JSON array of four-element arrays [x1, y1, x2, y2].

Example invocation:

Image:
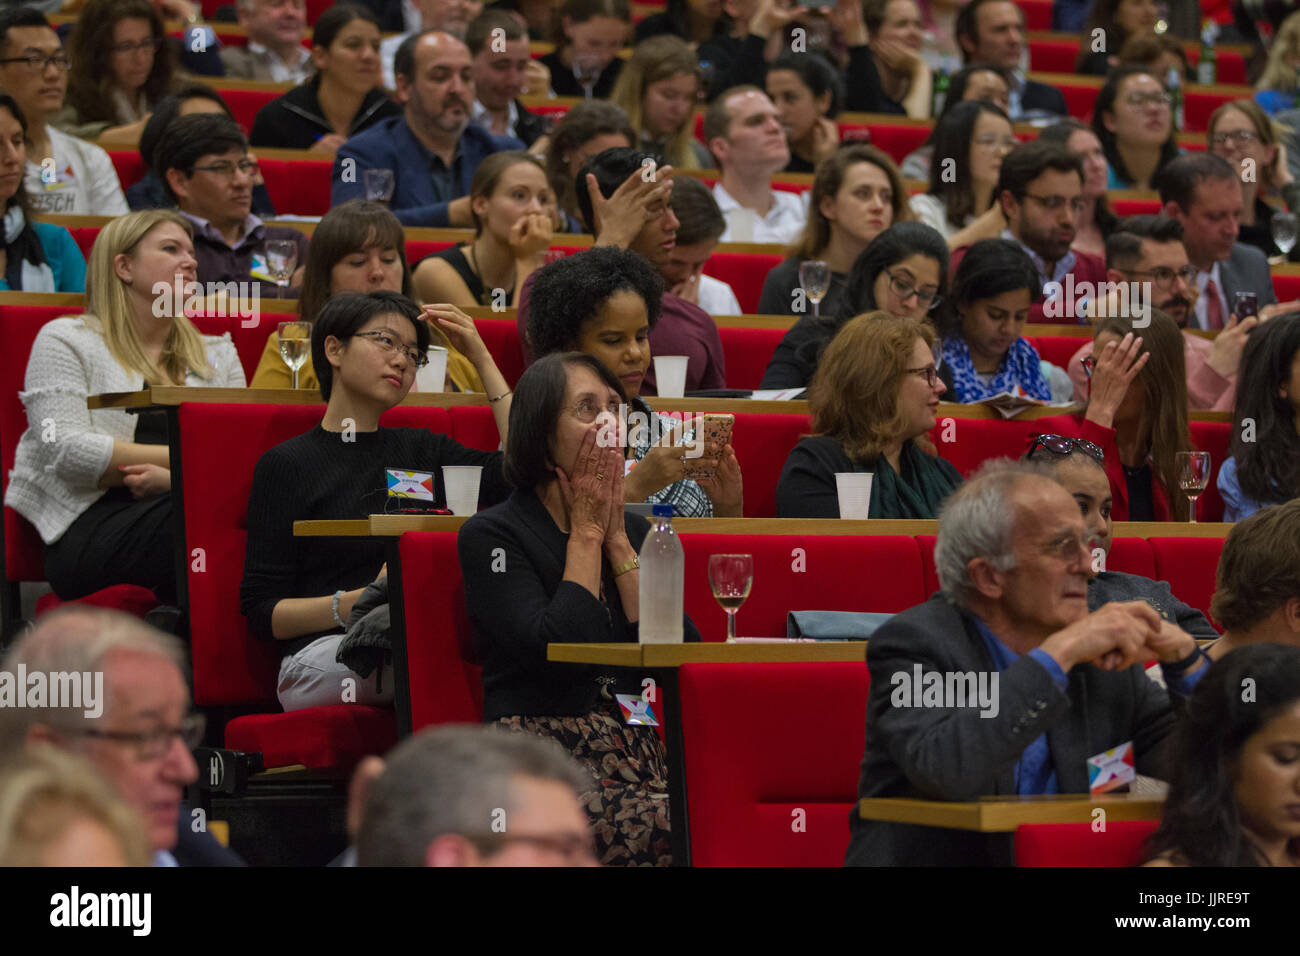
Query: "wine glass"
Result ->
[[265, 239, 298, 298], [1175, 451, 1211, 524], [798, 260, 831, 318], [363, 168, 395, 203], [278, 320, 311, 389], [573, 54, 602, 100], [708, 554, 753, 643], [1273, 211, 1297, 258]]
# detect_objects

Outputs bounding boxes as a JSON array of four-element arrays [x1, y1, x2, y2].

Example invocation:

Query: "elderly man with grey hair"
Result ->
[[220, 0, 314, 84], [843, 460, 1212, 867], [357, 725, 599, 866], [0, 607, 240, 866]]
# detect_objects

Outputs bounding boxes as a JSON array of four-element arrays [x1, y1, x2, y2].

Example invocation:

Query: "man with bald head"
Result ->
[[380, 0, 484, 89], [333, 30, 522, 227], [843, 460, 1211, 866]]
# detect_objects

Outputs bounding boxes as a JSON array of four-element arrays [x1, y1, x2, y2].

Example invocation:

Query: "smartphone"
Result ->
[[681, 414, 735, 481], [1233, 291, 1258, 321]]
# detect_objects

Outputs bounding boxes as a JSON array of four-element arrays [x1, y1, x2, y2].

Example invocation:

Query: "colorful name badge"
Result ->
[[249, 252, 276, 284], [1088, 741, 1137, 795], [386, 468, 434, 500], [614, 693, 659, 726]]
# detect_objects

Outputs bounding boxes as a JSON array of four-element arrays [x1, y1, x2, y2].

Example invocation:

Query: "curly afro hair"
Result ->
[[526, 246, 664, 357]]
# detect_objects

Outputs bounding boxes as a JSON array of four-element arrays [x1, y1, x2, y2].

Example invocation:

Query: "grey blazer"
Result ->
[[1219, 242, 1277, 317], [1089, 571, 1218, 640], [843, 593, 1183, 866]]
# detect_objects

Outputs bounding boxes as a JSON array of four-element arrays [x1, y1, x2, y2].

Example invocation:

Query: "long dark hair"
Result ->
[[1076, 0, 1141, 72], [1229, 314, 1300, 506], [66, 0, 175, 124], [1144, 643, 1300, 866], [0, 92, 32, 217], [928, 99, 1012, 229], [1091, 66, 1180, 188], [298, 200, 413, 323], [944, 238, 1039, 340], [1037, 118, 1120, 237]]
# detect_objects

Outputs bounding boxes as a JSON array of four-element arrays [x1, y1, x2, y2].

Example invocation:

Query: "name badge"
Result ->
[[249, 252, 276, 283], [386, 468, 434, 500], [614, 693, 659, 726], [1088, 741, 1136, 795]]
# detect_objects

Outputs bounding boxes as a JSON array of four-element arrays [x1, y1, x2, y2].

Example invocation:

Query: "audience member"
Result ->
[[1143, 643, 1300, 866], [1116, 31, 1190, 84], [539, 0, 628, 99], [1024, 434, 1218, 638], [662, 175, 742, 316], [381, 0, 484, 89], [221, 0, 314, 83], [776, 314, 959, 518], [954, 0, 1066, 119], [155, 113, 310, 297], [764, 52, 844, 174], [844, 459, 1208, 866], [1035, 309, 1193, 521], [899, 62, 1011, 181], [5, 211, 243, 601], [356, 725, 599, 866], [940, 238, 1050, 402], [704, 85, 806, 244], [635, 0, 727, 45], [1254, 10, 1300, 116], [0, 745, 151, 867], [1208, 100, 1300, 261], [542, 100, 634, 231], [1, 7, 127, 217], [466, 9, 551, 147], [249, 4, 401, 152], [58, 0, 177, 144], [1158, 152, 1281, 332], [458, 352, 703, 866], [610, 35, 709, 169], [758, 144, 908, 318], [1066, 216, 1249, 411], [1091, 66, 1178, 191], [841, 0, 932, 118], [520, 147, 727, 394], [0, 607, 240, 866], [1076, 0, 1158, 76], [1036, 119, 1117, 259], [527, 246, 742, 516], [908, 99, 1014, 244], [762, 221, 950, 389], [0, 92, 85, 292], [356, 0, 418, 32], [333, 30, 523, 227], [1219, 314, 1300, 520], [241, 291, 511, 712]]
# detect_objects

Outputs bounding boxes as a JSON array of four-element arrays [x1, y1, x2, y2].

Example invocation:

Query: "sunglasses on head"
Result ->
[[1025, 434, 1106, 465]]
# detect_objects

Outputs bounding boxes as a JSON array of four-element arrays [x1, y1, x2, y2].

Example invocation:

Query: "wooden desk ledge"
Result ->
[[858, 793, 1164, 831], [546, 641, 869, 667]]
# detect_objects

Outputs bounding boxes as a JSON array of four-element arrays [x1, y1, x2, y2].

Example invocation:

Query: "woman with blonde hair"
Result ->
[[609, 34, 709, 169], [776, 313, 960, 518], [1207, 100, 1300, 260], [4, 209, 245, 603], [0, 746, 151, 867], [1255, 11, 1300, 116]]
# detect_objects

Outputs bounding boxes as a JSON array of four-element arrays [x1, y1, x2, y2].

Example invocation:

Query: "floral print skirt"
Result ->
[[497, 702, 673, 866]]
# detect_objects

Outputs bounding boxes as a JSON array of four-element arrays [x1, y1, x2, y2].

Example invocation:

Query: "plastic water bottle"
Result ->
[[637, 503, 684, 644]]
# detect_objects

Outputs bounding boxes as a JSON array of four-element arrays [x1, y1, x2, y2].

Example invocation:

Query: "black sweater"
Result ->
[[459, 488, 701, 721], [248, 79, 402, 150], [241, 425, 507, 657]]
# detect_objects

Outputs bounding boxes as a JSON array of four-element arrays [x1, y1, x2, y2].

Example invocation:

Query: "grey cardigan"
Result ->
[[1088, 570, 1219, 640]]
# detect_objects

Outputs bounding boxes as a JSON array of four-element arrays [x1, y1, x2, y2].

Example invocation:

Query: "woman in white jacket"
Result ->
[[4, 209, 245, 602]]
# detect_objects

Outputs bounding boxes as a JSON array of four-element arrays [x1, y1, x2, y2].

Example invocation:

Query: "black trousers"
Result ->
[[44, 488, 176, 604]]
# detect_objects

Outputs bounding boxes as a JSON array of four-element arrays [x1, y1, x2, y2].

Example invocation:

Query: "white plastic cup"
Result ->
[[653, 355, 689, 398], [415, 345, 449, 393], [835, 472, 873, 520], [442, 465, 483, 516]]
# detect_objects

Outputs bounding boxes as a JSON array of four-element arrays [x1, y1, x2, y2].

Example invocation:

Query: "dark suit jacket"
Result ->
[[173, 808, 246, 866], [357, 0, 408, 32], [843, 593, 1182, 866], [1021, 79, 1068, 116], [1219, 241, 1278, 318]]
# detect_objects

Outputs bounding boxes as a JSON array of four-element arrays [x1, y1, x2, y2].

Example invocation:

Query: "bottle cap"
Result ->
[[652, 503, 675, 518]]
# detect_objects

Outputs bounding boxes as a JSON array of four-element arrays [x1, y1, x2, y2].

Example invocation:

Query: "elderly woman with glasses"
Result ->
[[1091, 66, 1181, 191], [240, 291, 512, 714], [776, 314, 961, 519]]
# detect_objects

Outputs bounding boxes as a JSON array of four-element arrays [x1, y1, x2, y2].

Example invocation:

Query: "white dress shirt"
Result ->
[[245, 41, 314, 85], [712, 182, 808, 246], [697, 274, 742, 316]]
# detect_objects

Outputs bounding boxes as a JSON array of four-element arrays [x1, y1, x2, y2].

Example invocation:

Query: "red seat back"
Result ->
[[728, 412, 810, 517], [1106, 537, 1156, 578], [679, 661, 869, 866], [218, 88, 282, 135], [257, 157, 333, 216], [1148, 536, 1224, 628], [1274, 274, 1300, 302], [717, 326, 785, 390], [860, 124, 930, 166], [1025, 334, 1087, 370], [471, 318, 526, 387], [448, 405, 501, 453], [228, 313, 296, 383], [704, 252, 785, 314], [1015, 820, 1159, 866], [929, 416, 1036, 476], [406, 239, 457, 265], [107, 150, 148, 191], [1189, 420, 1230, 522]]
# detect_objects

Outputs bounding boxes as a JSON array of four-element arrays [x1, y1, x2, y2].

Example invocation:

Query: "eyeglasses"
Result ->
[[1023, 193, 1088, 214], [973, 134, 1019, 151], [191, 160, 261, 179], [110, 38, 164, 56], [567, 399, 623, 424], [1123, 264, 1198, 288], [462, 830, 599, 865], [1037, 530, 1093, 563], [884, 269, 942, 310], [0, 53, 71, 72], [905, 365, 941, 387], [1026, 433, 1105, 464], [1210, 129, 1259, 147], [76, 714, 206, 761], [1124, 91, 1172, 109], [354, 330, 427, 367]]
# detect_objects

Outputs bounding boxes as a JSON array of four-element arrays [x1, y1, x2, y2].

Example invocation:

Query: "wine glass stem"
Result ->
[[1187, 494, 1198, 524], [726, 609, 737, 643], [812, 298, 820, 318], [292, 365, 299, 390]]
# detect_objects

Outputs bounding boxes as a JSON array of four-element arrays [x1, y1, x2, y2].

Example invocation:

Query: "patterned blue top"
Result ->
[[941, 336, 1051, 403], [1216, 456, 1271, 522]]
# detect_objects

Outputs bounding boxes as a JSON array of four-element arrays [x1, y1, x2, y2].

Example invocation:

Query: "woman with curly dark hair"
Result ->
[[527, 245, 744, 517], [1144, 642, 1300, 867]]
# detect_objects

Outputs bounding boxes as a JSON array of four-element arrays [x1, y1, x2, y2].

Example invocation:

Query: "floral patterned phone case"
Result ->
[[681, 414, 734, 481]]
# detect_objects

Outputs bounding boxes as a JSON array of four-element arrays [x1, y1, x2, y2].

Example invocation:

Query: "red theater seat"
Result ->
[[471, 318, 526, 387], [849, 124, 929, 166], [679, 661, 869, 866], [1148, 536, 1224, 627], [1111, 199, 1162, 217], [1015, 820, 1159, 866], [1189, 420, 1230, 523], [717, 326, 785, 390], [727, 412, 811, 518], [256, 157, 333, 216], [107, 151, 148, 191], [705, 252, 785, 314], [448, 405, 502, 453], [217, 88, 282, 135], [1026, 334, 1088, 370], [1105, 537, 1156, 578], [1273, 274, 1300, 302], [928, 416, 1037, 476]]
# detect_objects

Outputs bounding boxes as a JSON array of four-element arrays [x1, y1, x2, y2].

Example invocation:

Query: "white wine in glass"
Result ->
[[265, 239, 298, 298], [798, 259, 831, 318], [708, 553, 753, 643], [278, 321, 311, 389], [1273, 211, 1297, 257], [1175, 450, 1211, 524]]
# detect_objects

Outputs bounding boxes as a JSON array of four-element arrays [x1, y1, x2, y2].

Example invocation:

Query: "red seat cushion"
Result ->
[[1148, 536, 1224, 627], [679, 661, 869, 866], [705, 252, 785, 314], [224, 705, 397, 772], [1015, 820, 1158, 866], [717, 326, 785, 390], [728, 412, 810, 518]]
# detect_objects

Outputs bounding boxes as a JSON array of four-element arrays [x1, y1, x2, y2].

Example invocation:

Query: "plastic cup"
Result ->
[[415, 346, 448, 393], [653, 355, 689, 398], [835, 472, 873, 520], [442, 465, 482, 516]]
